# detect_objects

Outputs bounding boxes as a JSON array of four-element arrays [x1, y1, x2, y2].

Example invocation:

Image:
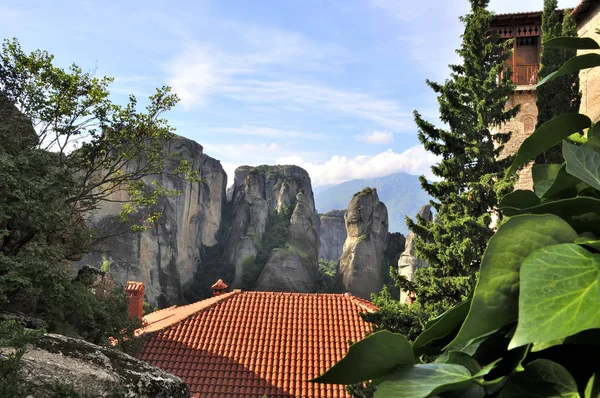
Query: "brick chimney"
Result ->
[[211, 279, 228, 296], [125, 281, 144, 320]]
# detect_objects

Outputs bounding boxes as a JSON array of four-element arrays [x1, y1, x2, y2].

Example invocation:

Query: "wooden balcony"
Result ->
[[512, 64, 539, 86]]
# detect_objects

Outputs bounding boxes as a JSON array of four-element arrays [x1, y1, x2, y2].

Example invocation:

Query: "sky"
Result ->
[[0, 0, 581, 187]]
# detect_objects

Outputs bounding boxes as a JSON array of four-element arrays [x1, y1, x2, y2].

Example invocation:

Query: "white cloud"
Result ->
[[164, 27, 412, 131], [205, 126, 329, 140], [165, 44, 222, 108], [489, 0, 580, 14], [276, 145, 440, 187], [356, 130, 393, 144]]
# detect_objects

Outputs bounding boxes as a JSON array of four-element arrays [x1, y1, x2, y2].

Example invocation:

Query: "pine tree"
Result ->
[[404, 0, 518, 316], [534, 1, 581, 164]]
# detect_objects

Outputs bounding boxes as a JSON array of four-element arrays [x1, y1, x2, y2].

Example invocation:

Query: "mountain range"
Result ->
[[313, 172, 431, 235]]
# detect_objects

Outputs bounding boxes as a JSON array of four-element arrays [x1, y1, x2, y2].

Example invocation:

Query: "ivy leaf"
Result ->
[[564, 140, 600, 191], [543, 36, 600, 50], [499, 190, 540, 209], [585, 374, 599, 398], [374, 362, 496, 398], [451, 215, 578, 347], [531, 164, 563, 198], [501, 197, 600, 235], [507, 114, 591, 175], [412, 299, 471, 358], [509, 244, 600, 349], [499, 359, 579, 397], [538, 54, 600, 86], [311, 330, 414, 384]]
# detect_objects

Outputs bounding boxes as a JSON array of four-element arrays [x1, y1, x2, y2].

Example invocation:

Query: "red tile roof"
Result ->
[[137, 291, 376, 398]]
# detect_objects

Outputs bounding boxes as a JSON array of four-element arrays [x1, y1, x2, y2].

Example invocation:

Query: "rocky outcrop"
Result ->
[[318, 210, 347, 262], [74, 136, 227, 308], [225, 165, 320, 291], [398, 204, 432, 303], [338, 188, 389, 299], [1, 333, 188, 397]]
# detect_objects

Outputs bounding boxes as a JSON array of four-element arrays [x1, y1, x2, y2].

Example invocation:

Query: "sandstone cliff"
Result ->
[[338, 188, 389, 299], [398, 204, 432, 303], [75, 136, 227, 308], [318, 210, 347, 262], [224, 165, 320, 291]]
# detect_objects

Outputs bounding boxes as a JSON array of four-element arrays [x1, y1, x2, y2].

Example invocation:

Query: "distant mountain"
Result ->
[[313, 172, 431, 235]]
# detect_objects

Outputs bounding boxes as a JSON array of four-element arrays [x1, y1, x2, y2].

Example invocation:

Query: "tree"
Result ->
[[0, 38, 193, 342], [405, 0, 517, 314], [534, 2, 581, 164]]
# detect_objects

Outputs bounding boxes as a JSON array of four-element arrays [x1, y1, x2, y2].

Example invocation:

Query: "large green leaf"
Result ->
[[507, 114, 591, 175], [450, 215, 578, 347], [532, 164, 563, 198], [499, 190, 541, 209], [499, 359, 579, 397], [543, 36, 600, 50], [412, 299, 471, 358], [311, 330, 414, 384], [509, 244, 600, 349], [501, 197, 600, 235], [374, 362, 495, 398], [535, 164, 583, 199], [564, 140, 600, 191], [538, 54, 600, 86]]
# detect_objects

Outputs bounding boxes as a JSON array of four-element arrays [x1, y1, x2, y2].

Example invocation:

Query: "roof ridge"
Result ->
[[139, 290, 240, 334], [344, 292, 379, 313]]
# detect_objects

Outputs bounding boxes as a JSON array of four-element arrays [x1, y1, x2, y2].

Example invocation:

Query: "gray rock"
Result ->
[[3, 333, 188, 397], [318, 210, 347, 262], [74, 136, 227, 307], [338, 188, 389, 299], [225, 165, 319, 291], [398, 204, 432, 303]]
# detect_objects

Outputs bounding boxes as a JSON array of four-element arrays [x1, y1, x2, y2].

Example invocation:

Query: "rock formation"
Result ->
[[224, 165, 320, 291], [338, 188, 389, 299], [318, 210, 347, 262], [398, 204, 432, 303], [74, 136, 227, 308], [1, 333, 188, 397]]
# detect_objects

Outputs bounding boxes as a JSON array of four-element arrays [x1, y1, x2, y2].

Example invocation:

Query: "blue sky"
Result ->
[[0, 0, 580, 187]]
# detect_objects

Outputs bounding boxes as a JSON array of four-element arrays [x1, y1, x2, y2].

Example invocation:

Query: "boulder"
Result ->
[[2, 333, 188, 397]]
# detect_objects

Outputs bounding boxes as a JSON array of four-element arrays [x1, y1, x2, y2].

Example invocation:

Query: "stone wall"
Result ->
[[577, 3, 600, 122], [494, 89, 538, 190]]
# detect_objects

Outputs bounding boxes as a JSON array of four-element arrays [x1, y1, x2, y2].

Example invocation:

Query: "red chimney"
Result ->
[[211, 279, 228, 296], [125, 281, 145, 320]]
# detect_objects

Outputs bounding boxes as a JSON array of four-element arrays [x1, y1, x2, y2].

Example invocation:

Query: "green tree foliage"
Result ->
[[535, 1, 581, 164], [314, 35, 600, 398], [317, 258, 337, 293], [0, 38, 189, 344], [406, 0, 517, 314]]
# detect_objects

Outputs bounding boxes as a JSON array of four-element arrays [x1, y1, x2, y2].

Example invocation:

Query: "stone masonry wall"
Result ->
[[577, 3, 600, 123], [495, 89, 538, 190]]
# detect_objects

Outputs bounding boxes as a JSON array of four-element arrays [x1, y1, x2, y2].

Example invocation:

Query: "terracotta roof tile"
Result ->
[[137, 291, 375, 397]]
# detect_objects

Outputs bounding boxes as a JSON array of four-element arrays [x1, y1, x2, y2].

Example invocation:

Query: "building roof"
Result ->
[[211, 279, 228, 290], [572, 0, 598, 22], [137, 291, 377, 398]]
